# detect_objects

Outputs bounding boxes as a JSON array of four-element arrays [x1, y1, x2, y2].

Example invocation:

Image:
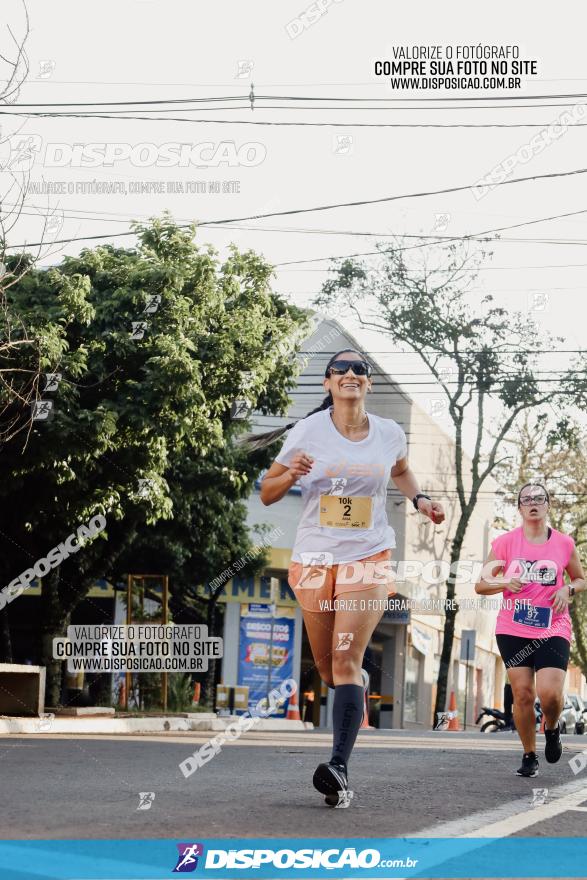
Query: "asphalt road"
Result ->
[[2, 729, 587, 839]]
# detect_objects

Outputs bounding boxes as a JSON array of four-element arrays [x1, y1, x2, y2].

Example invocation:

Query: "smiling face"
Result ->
[[324, 350, 372, 403], [518, 484, 550, 524]]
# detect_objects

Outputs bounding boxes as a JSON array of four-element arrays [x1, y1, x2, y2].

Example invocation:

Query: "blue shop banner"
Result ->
[[238, 603, 295, 716]]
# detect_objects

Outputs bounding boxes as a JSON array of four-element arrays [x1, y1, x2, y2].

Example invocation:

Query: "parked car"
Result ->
[[560, 694, 583, 734], [568, 694, 587, 735], [535, 694, 583, 734]]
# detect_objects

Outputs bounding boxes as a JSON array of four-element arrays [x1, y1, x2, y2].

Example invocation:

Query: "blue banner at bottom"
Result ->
[[1, 838, 587, 880]]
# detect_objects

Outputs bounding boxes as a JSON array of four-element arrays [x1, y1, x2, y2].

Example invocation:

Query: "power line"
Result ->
[[254, 102, 587, 111], [7, 170, 587, 251], [8, 91, 587, 112], [21, 78, 587, 86], [10, 89, 587, 107], [3, 95, 250, 108], [0, 107, 255, 119], [385, 489, 587, 497], [243, 102, 587, 112], [11, 104, 587, 115], [298, 349, 587, 355], [287, 388, 583, 396], [11, 207, 587, 250], [298, 369, 575, 377], [9, 202, 587, 254], [280, 254, 587, 269], [297, 375, 585, 385], [6, 86, 587, 126], [256, 91, 587, 103], [279, 262, 587, 272], [274, 209, 587, 266], [7, 112, 587, 128]]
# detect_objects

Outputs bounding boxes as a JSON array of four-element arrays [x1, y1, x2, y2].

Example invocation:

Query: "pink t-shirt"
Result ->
[[492, 526, 574, 642]]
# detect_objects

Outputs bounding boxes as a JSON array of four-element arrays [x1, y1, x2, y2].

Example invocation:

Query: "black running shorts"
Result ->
[[496, 634, 570, 671]]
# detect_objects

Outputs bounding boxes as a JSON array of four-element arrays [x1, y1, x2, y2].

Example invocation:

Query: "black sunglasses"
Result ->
[[326, 359, 372, 378]]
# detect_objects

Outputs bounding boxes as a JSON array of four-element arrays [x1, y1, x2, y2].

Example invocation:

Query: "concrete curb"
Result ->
[[206, 715, 310, 732], [0, 713, 311, 734], [0, 715, 195, 734]]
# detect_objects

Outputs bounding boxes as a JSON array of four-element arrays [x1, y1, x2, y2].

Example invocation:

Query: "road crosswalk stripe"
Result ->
[[414, 776, 587, 838]]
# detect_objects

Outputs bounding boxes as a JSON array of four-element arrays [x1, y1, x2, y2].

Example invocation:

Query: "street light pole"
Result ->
[[464, 639, 470, 732], [266, 577, 279, 704]]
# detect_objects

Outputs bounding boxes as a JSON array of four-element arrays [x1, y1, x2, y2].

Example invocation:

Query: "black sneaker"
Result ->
[[516, 752, 539, 777], [313, 761, 353, 808], [544, 722, 563, 764]]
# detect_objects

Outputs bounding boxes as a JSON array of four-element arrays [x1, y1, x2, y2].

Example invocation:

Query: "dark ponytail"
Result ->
[[236, 348, 371, 453]]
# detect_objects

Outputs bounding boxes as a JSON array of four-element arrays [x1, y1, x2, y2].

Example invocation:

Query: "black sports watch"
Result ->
[[413, 493, 431, 511], [569, 584, 576, 599]]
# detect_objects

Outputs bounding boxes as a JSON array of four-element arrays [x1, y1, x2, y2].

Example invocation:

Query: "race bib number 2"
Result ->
[[319, 495, 373, 529]]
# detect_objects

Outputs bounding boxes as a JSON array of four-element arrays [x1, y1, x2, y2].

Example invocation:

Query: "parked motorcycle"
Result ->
[[476, 706, 515, 733], [476, 701, 543, 733]]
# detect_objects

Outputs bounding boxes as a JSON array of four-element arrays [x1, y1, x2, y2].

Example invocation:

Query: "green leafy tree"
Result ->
[[0, 253, 83, 444], [314, 239, 587, 721]]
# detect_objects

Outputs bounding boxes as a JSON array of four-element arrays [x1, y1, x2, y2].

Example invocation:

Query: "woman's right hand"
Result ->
[[506, 577, 524, 593], [287, 452, 314, 480]]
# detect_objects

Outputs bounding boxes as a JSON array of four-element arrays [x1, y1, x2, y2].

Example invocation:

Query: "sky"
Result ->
[[2, 0, 587, 458]]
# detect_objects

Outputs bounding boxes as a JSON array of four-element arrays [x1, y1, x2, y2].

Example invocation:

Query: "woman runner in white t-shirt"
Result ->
[[244, 349, 445, 807]]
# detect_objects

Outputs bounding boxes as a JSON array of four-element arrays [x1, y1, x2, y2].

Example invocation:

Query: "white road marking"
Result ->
[[0, 732, 532, 751], [414, 776, 587, 838], [4, 730, 587, 768], [406, 777, 587, 879]]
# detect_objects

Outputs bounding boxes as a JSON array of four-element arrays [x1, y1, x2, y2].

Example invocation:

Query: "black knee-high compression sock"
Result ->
[[330, 684, 364, 767]]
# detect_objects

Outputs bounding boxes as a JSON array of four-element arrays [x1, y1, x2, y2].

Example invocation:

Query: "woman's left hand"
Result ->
[[552, 586, 571, 613], [417, 498, 445, 524]]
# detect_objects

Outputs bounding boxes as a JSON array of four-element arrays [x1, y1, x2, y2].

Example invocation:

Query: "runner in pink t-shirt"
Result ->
[[493, 525, 574, 642], [476, 482, 585, 779]]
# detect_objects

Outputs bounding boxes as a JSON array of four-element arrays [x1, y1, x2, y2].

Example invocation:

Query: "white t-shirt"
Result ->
[[274, 407, 408, 564]]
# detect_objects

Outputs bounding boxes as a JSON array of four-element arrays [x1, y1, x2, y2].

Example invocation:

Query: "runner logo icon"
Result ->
[[173, 843, 204, 872]]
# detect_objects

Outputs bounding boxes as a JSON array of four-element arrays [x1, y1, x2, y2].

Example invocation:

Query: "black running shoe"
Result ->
[[313, 761, 353, 808], [544, 722, 563, 764], [516, 752, 539, 777]]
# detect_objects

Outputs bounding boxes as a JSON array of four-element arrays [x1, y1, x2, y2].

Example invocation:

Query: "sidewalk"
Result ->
[[1, 714, 535, 738], [0, 710, 311, 735]]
